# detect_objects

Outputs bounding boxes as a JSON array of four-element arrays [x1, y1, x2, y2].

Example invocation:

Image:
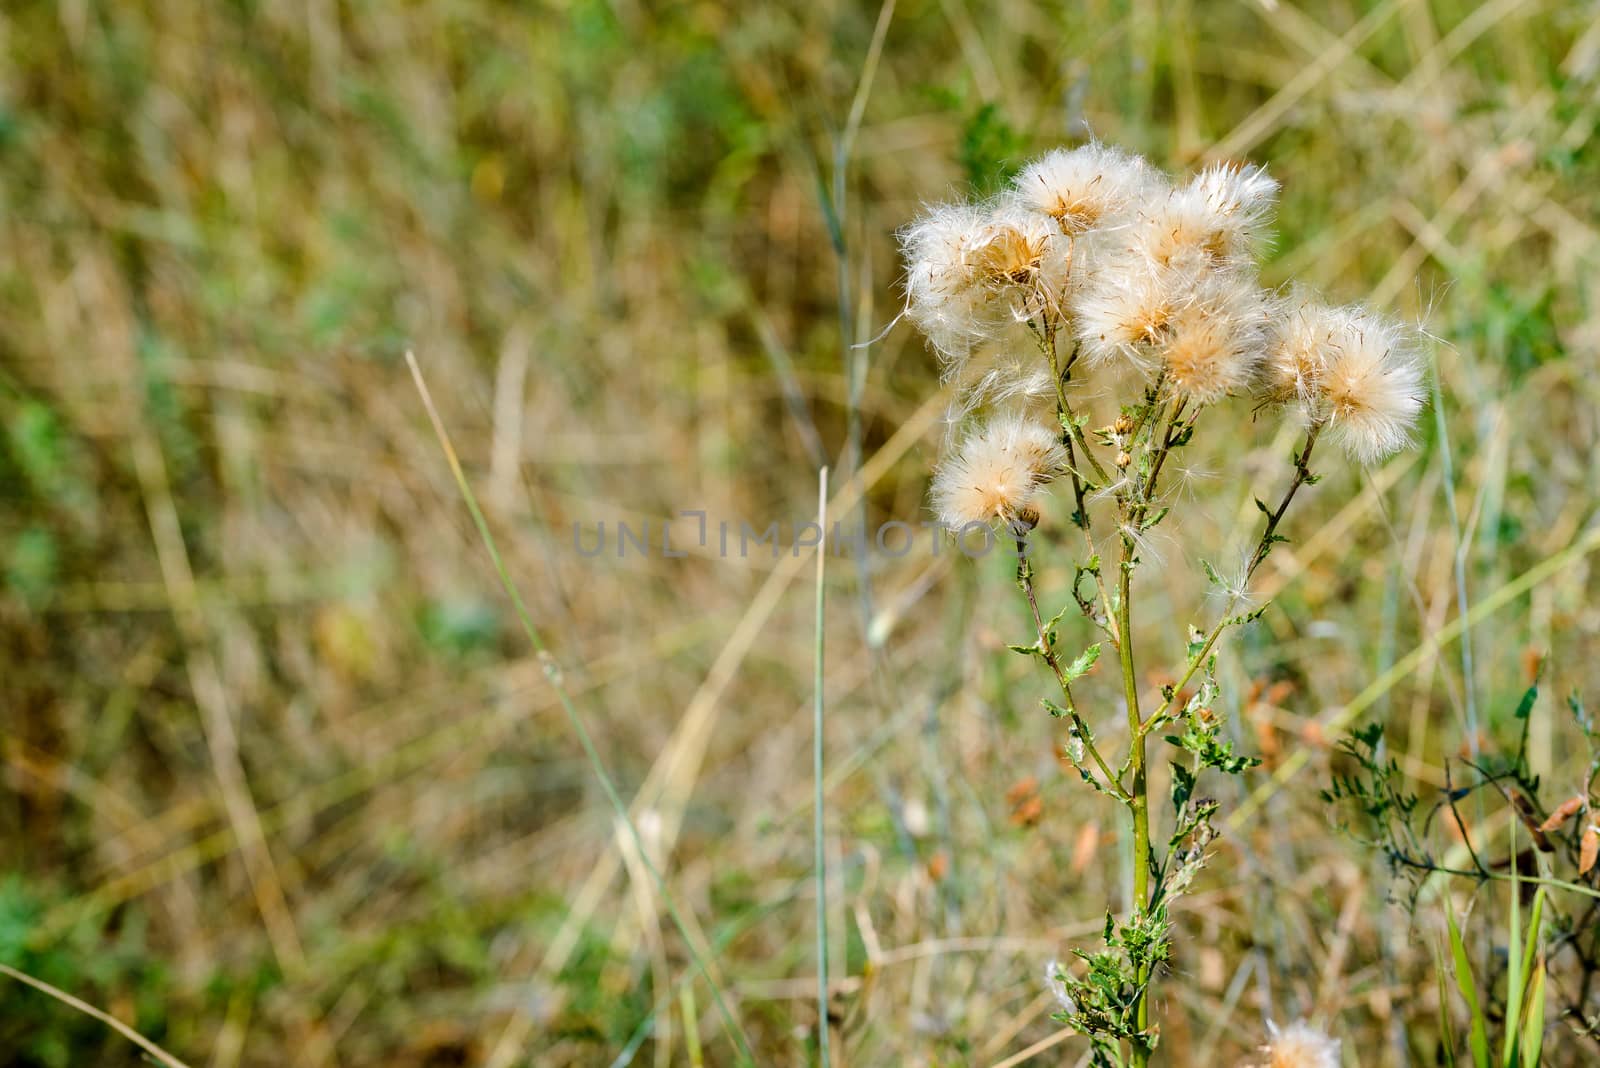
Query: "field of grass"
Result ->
[[3, 0, 1599, 1064]]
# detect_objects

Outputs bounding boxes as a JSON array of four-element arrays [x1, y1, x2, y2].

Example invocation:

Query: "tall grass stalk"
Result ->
[[0, 964, 193, 1068], [813, 465, 832, 1067], [405, 352, 755, 1065]]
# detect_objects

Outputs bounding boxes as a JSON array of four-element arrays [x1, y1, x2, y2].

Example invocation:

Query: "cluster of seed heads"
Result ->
[[900, 142, 1427, 533]]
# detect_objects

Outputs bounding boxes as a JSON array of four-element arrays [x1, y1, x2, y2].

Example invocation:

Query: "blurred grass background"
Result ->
[[2, 0, 1599, 1064]]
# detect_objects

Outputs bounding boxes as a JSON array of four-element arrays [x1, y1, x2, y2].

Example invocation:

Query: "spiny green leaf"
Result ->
[[1170, 762, 1195, 813], [1064, 643, 1101, 683]]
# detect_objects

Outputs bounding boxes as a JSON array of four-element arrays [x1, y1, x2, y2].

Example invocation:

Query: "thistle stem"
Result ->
[[1018, 540, 1128, 801], [1149, 422, 1324, 731], [1119, 530, 1152, 1065], [1045, 336, 1118, 637]]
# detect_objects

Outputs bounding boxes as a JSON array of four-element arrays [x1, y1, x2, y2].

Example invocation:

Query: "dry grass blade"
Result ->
[[1228, 522, 1600, 833], [812, 465, 831, 1067], [404, 351, 755, 1065], [0, 964, 194, 1068]]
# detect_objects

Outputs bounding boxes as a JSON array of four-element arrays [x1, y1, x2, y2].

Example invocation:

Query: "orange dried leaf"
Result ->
[[1070, 823, 1100, 874], [1005, 776, 1039, 806], [1519, 646, 1544, 685], [1010, 795, 1044, 827], [1538, 795, 1586, 833], [1581, 826, 1599, 877], [1511, 791, 1555, 852]]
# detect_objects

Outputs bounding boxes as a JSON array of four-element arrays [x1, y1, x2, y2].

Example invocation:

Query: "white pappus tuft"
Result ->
[[1012, 143, 1168, 235], [1313, 305, 1426, 463], [900, 202, 1002, 367], [1259, 1019, 1341, 1068], [1044, 960, 1076, 1017], [931, 413, 1066, 531], [1128, 161, 1280, 270]]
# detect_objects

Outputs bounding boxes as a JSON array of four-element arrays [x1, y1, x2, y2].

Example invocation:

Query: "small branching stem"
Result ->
[[1146, 422, 1324, 734], [1018, 540, 1129, 801], [1135, 398, 1190, 522], [1246, 422, 1323, 578], [1045, 330, 1118, 638]]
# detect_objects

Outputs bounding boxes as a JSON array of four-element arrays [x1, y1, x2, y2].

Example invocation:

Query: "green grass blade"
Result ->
[[1518, 960, 1546, 1068], [1445, 894, 1491, 1068], [1518, 887, 1545, 998], [406, 353, 755, 1065], [813, 466, 832, 1068], [1435, 945, 1459, 1068], [1512, 888, 1546, 1068], [1504, 861, 1522, 1068], [681, 983, 705, 1068]]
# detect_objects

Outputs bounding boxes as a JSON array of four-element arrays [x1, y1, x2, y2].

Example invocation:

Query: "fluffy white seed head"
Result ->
[[973, 203, 1062, 299], [932, 413, 1065, 530], [1263, 291, 1352, 403], [1159, 268, 1274, 404], [1191, 161, 1280, 238], [1259, 1020, 1341, 1068], [1070, 251, 1189, 369], [902, 202, 1066, 366], [1131, 162, 1280, 269], [901, 202, 999, 364], [1072, 252, 1271, 402], [1013, 143, 1167, 235], [1315, 306, 1428, 463]]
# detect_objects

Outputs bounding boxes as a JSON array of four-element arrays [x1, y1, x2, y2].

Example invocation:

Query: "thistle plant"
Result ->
[[899, 143, 1427, 1066]]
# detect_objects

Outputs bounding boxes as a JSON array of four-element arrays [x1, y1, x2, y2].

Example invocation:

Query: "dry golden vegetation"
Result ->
[[2, 1, 1599, 1065]]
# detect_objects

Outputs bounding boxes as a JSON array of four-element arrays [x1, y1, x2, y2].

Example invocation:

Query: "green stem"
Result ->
[[1119, 535, 1152, 1065], [1150, 422, 1323, 732], [1018, 541, 1128, 801], [1045, 335, 1117, 635]]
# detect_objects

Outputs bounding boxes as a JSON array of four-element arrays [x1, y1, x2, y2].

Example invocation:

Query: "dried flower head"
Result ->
[[1263, 292, 1351, 403], [932, 414, 1065, 530], [1259, 1020, 1341, 1068], [1070, 253, 1187, 368], [901, 203, 1001, 364], [901, 202, 1069, 365], [1013, 143, 1166, 234], [1315, 306, 1427, 463], [1073, 254, 1270, 403], [1133, 162, 1279, 269], [969, 206, 1057, 286], [1159, 268, 1273, 404]]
